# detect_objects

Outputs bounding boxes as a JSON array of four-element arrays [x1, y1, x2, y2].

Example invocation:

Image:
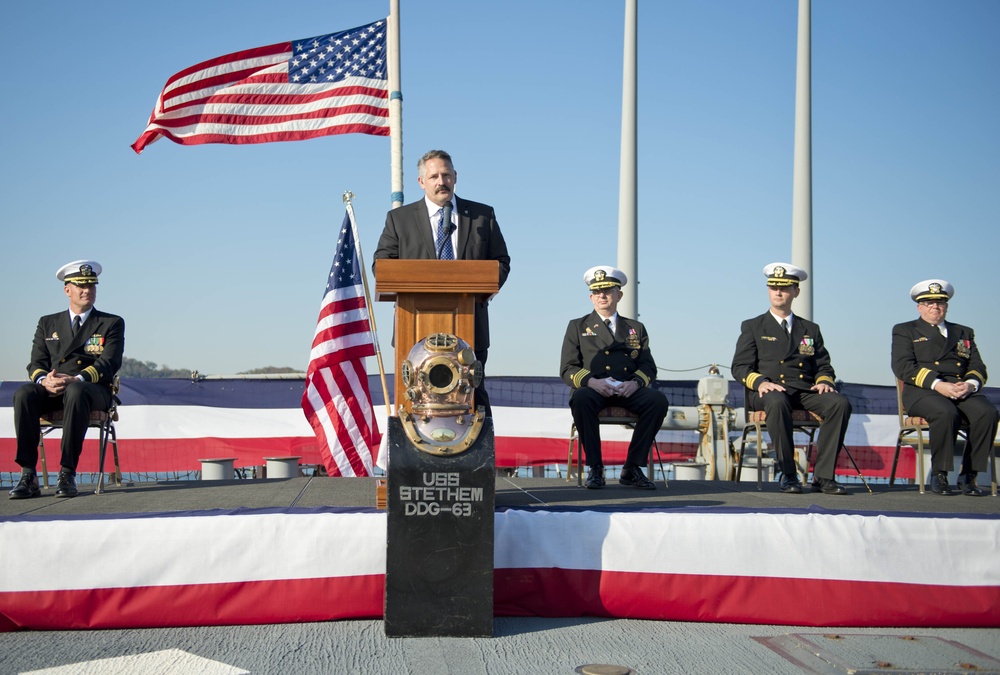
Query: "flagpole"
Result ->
[[388, 0, 404, 208], [343, 192, 393, 419]]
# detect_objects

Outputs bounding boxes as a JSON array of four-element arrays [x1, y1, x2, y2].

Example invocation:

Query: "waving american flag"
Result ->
[[132, 19, 389, 154]]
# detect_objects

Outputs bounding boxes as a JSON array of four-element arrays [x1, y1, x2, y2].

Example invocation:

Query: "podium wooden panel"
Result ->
[[374, 259, 500, 414]]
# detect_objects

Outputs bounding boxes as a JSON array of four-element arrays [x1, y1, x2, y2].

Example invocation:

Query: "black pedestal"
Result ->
[[384, 416, 495, 637]]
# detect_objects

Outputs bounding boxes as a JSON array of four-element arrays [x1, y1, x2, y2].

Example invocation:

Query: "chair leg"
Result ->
[[890, 437, 902, 487], [567, 424, 577, 485], [39, 431, 50, 489], [755, 423, 764, 491], [916, 433, 926, 495], [96, 422, 108, 494], [650, 441, 668, 489], [841, 445, 872, 494], [736, 427, 751, 482], [110, 427, 121, 487], [990, 442, 997, 498], [795, 428, 816, 485]]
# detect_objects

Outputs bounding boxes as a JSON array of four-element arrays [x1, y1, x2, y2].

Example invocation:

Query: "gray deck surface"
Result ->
[[4, 477, 999, 674]]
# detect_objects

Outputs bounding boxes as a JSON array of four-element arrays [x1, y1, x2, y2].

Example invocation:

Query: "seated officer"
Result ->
[[891, 279, 999, 496], [560, 265, 669, 490], [9, 260, 125, 499], [731, 263, 851, 495]]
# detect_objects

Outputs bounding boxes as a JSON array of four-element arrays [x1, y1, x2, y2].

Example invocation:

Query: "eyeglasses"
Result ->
[[918, 300, 947, 307], [591, 288, 617, 296]]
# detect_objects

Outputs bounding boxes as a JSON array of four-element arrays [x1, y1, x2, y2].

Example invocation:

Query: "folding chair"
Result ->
[[736, 407, 870, 493], [890, 379, 996, 496], [39, 375, 122, 494], [567, 406, 667, 487]]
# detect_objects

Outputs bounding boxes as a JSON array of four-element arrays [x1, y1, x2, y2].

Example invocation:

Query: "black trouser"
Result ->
[[570, 386, 669, 469], [13, 380, 112, 473], [758, 388, 852, 480], [908, 392, 998, 474]]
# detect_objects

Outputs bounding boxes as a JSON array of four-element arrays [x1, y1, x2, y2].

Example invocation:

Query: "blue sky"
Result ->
[[2, 0, 998, 388]]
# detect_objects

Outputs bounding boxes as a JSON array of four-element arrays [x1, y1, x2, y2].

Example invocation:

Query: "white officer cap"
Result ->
[[56, 260, 102, 285], [910, 279, 954, 303], [763, 262, 807, 287], [584, 265, 627, 290]]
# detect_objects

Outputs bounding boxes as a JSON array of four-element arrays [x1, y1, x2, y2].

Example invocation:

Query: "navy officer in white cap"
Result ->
[[731, 263, 851, 495], [560, 265, 669, 489], [891, 279, 998, 495], [9, 260, 125, 499]]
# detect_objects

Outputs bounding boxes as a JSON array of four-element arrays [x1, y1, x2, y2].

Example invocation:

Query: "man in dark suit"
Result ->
[[373, 149, 510, 417], [9, 260, 125, 499], [731, 263, 851, 495], [560, 266, 669, 490], [891, 279, 998, 496]]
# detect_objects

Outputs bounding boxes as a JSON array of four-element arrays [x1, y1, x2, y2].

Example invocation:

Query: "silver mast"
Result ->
[[791, 0, 813, 319]]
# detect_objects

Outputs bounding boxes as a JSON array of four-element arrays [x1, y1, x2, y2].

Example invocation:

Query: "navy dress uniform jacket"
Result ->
[[560, 311, 657, 389], [28, 309, 125, 388], [731, 312, 837, 410], [891, 318, 988, 410]]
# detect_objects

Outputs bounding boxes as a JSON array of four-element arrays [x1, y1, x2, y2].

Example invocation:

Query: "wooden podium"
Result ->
[[374, 259, 500, 414]]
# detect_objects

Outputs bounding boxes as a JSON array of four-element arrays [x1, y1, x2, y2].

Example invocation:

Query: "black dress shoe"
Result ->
[[930, 471, 955, 495], [619, 466, 656, 490], [779, 474, 803, 493], [585, 465, 605, 489], [815, 477, 848, 495], [959, 472, 984, 497], [55, 471, 78, 498], [9, 472, 41, 500]]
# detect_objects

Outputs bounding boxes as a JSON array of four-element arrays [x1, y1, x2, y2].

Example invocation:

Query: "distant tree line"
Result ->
[[118, 357, 302, 378]]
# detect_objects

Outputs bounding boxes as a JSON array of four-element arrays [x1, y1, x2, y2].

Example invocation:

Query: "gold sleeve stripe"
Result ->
[[967, 369, 985, 382], [29, 369, 46, 382], [914, 368, 933, 388], [745, 372, 763, 390], [816, 375, 835, 386], [571, 369, 591, 389], [83, 366, 100, 383], [635, 371, 651, 386]]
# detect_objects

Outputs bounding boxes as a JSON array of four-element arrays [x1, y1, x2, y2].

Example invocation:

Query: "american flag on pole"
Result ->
[[302, 212, 381, 476], [132, 19, 389, 154]]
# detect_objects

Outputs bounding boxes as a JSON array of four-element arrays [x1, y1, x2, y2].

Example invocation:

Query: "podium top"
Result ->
[[374, 259, 500, 301]]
